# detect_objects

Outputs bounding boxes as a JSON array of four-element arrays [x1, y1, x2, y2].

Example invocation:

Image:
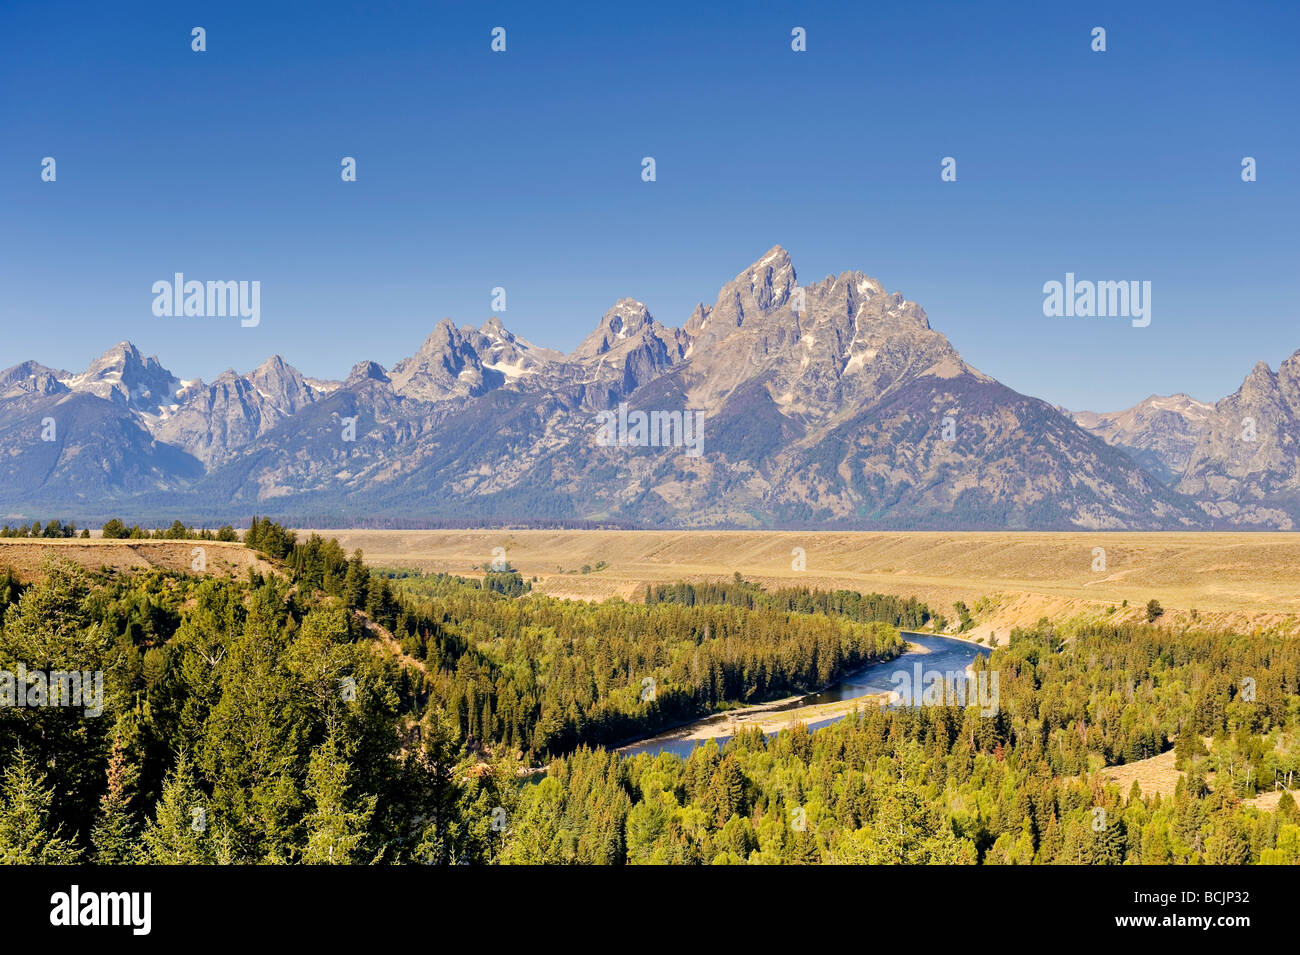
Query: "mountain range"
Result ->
[[3, 246, 1298, 530]]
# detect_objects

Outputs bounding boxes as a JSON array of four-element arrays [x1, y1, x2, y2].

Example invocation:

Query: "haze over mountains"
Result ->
[[3, 247, 1297, 529]]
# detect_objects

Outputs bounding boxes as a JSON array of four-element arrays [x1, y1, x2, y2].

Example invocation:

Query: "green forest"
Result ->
[[0, 521, 1296, 864]]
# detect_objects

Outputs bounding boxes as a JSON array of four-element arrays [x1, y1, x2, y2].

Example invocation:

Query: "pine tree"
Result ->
[[1174, 728, 1208, 770], [788, 828, 821, 864], [0, 559, 115, 829], [199, 596, 305, 862], [708, 756, 745, 826], [1092, 814, 1126, 865], [409, 705, 466, 864], [1260, 823, 1300, 864], [342, 551, 368, 610], [301, 733, 376, 864], [1278, 790, 1298, 823], [502, 776, 570, 864], [91, 731, 141, 864], [141, 752, 216, 864], [0, 748, 81, 864]]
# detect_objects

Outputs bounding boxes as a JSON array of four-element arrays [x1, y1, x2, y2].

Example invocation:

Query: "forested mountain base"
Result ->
[[0, 521, 1296, 864]]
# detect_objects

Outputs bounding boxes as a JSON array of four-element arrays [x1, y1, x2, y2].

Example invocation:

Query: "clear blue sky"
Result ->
[[2, 0, 1296, 411]]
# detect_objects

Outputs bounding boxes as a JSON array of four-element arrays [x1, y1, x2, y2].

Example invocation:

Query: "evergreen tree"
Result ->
[[199, 591, 304, 862], [408, 705, 466, 864], [301, 733, 376, 864], [502, 777, 570, 864], [342, 551, 368, 610], [0, 749, 81, 864], [91, 729, 141, 864], [788, 827, 821, 864], [141, 752, 216, 864]]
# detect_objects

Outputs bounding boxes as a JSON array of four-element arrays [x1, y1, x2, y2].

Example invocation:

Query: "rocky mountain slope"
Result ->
[[1070, 357, 1300, 529], [0, 247, 1291, 529], [1175, 354, 1300, 527], [1071, 393, 1214, 484]]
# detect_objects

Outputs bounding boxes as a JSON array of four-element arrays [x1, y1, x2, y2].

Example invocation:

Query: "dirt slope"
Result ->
[[0, 539, 277, 582]]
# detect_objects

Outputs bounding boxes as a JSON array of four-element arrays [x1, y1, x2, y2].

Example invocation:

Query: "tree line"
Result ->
[[1, 519, 87, 538], [645, 574, 933, 630]]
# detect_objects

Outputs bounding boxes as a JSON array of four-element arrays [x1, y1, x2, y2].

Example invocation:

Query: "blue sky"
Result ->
[[2, 0, 1296, 411]]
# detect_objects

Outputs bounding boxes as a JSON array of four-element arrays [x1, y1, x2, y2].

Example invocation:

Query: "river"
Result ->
[[618, 632, 991, 759]]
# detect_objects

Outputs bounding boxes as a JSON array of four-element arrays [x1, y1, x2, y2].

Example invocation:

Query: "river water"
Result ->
[[619, 632, 990, 759]]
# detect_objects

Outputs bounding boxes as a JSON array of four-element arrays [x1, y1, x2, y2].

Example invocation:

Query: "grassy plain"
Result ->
[[325, 528, 1300, 637], [6, 528, 1299, 638]]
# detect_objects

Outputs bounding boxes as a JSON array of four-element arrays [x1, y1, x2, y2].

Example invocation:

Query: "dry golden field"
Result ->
[[325, 529, 1300, 637], [0, 538, 277, 581]]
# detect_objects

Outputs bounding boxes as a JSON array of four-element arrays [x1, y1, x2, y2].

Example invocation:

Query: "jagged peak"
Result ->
[[347, 359, 390, 383], [599, 298, 652, 323], [0, 360, 70, 398], [84, 340, 177, 376], [748, 245, 792, 275], [573, 298, 656, 358], [682, 302, 712, 341], [62, 340, 180, 415], [1, 359, 67, 379], [731, 245, 795, 292], [84, 340, 145, 370], [1245, 360, 1276, 382], [479, 315, 536, 351], [706, 246, 799, 322], [254, 354, 291, 373], [429, 316, 460, 340], [250, 354, 307, 381], [401, 319, 472, 360], [98, 340, 139, 357]]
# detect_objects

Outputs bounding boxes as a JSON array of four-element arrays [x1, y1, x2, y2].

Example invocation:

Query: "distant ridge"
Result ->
[[2, 246, 1296, 530]]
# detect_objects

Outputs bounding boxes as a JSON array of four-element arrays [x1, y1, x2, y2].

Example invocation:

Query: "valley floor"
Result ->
[[326, 528, 1300, 637]]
